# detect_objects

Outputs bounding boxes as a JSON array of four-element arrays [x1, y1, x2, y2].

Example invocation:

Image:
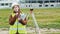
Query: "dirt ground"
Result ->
[[0, 28, 60, 34], [0, 31, 8, 34]]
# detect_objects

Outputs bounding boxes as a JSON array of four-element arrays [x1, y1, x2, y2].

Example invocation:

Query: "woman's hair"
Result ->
[[12, 5, 21, 13], [12, 5, 20, 9]]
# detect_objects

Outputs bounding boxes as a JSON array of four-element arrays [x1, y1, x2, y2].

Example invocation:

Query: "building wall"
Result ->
[[0, 0, 60, 9], [20, 3, 60, 8], [20, 0, 60, 8], [0, 0, 12, 9]]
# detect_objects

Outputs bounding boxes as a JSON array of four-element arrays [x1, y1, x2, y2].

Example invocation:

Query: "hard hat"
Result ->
[[11, 2, 19, 8]]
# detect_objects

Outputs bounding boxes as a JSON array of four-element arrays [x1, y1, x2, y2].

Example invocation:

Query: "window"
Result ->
[[1, 3, 4, 6], [38, 1, 43, 4], [51, 5, 54, 7], [56, 0, 60, 2], [55, 0, 58, 2], [9, 3, 12, 7], [59, 0, 60, 2], [20, 0, 25, 3], [32, 1, 36, 3], [5, 3, 8, 6], [29, 5, 30, 7], [29, 1, 31, 3], [45, 5, 48, 7], [25, 1, 29, 3], [26, 5, 27, 7], [50, 0, 55, 3], [44, 1, 49, 3], [39, 5, 42, 7], [10, 3, 12, 5], [25, 0, 36, 3]]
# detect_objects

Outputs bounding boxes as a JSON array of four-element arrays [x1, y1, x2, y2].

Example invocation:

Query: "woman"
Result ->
[[9, 3, 27, 34]]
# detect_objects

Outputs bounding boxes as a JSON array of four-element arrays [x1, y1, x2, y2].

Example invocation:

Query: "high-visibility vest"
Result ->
[[9, 13, 27, 34]]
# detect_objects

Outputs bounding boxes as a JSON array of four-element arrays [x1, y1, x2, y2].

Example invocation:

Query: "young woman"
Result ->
[[9, 3, 27, 34]]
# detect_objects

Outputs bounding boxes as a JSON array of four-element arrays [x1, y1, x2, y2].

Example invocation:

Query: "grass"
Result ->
[[0, 8, 60, 34], [27, 8, 60, 29], [0, 8, 60, 29]]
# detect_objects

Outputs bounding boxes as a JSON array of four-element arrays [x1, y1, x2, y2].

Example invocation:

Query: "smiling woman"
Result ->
[[9, 2, 28, 34]]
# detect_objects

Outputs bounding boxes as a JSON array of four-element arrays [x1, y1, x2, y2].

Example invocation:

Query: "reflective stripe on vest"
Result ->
[[10, 28, 26, 30], [9, 13, 27, 34]]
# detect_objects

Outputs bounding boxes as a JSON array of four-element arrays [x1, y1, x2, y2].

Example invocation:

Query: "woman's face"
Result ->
[[13, 5, 20, 13]]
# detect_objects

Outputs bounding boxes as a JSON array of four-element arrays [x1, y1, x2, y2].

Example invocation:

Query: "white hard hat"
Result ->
[[11, 2, 19, 8]]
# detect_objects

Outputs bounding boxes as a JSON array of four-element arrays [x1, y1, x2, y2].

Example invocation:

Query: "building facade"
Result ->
[[0, 0, 12, 9], [20, 0, 60, 8], [0, 0, 60, 9]]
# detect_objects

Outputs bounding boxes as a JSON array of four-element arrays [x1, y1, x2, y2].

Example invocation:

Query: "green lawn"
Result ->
[[0, 8, 60, 29]]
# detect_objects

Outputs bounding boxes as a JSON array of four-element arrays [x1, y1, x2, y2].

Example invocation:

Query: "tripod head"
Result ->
[[30, 9, 34, 14], [30, 9, 33, 11]]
